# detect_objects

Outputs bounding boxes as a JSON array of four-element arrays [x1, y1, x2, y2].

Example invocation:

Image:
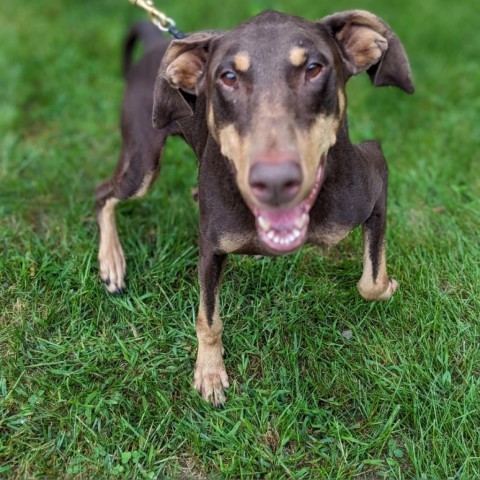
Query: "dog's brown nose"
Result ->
[[249, 161, 303, 206]]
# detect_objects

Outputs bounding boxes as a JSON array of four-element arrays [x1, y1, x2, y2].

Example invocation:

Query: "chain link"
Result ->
[[128, 0, 185, 37]]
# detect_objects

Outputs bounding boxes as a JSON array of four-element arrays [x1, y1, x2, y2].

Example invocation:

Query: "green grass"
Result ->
[[1, 0, 479, 478]]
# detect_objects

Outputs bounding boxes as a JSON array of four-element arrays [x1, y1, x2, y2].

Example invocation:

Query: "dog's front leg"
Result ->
[[193, 248, 229, 407], [357, 181, 398, 301]]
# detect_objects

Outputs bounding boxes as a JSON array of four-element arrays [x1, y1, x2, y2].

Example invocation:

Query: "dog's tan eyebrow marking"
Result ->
[[289, 47, 308, 66], [233, 52, 250, 72]]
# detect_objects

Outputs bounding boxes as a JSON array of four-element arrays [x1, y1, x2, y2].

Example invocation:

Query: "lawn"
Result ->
[[0, 0, 479, 478]]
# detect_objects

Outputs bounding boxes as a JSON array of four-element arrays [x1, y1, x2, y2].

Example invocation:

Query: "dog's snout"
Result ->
[[249, 161, 303, 206]]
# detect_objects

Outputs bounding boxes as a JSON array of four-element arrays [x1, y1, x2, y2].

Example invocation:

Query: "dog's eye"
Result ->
[[305, 63, 322, 80], [220, 71, 238, 88]]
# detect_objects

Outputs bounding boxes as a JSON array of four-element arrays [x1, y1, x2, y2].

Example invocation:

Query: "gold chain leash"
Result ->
[[128, 0, 186, 38]]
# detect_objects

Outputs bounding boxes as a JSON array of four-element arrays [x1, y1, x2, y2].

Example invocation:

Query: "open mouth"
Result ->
[[253, 162, 324, 253]]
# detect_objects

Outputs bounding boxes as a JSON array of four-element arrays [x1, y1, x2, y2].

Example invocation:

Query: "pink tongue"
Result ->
[[260, 206, 302, 231]]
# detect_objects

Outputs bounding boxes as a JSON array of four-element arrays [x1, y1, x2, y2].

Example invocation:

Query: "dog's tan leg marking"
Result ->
[[193, 292, 229, 407], [98, 198, 126, 293], [193, 252, 228, 406], [357, 226, 398, 301], [132, 171, 155, 199]]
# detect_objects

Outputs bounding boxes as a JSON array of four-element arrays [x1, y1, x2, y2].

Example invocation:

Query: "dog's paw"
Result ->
[[98, 237, 126, 294], [193, 361, 229, 407], [378, 278, 398, 300], [358, 277, 398, 301]]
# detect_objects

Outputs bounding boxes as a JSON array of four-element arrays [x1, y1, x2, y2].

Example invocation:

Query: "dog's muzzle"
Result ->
[[250, 159, 325, 253]]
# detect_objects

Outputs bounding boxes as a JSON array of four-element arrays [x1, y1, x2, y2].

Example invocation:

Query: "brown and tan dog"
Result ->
[[95, 10, 414, 406]]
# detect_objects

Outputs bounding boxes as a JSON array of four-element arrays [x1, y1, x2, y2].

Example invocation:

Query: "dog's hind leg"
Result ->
[[193, 248, 229, 407], [95, 137, 165, 293], [357, 171, 398, 301]]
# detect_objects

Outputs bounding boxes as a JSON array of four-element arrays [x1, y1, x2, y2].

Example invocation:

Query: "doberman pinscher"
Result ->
[[95, 10, 414, 406]]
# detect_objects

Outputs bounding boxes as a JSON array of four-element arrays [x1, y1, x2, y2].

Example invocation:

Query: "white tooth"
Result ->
[[258, 216, 270, 231], [267, 230, 275, 240], [288, 234, 295, 243], [294, 213, 308, 229], [273, 235, 281, 244], [293, 229, 301, 239]]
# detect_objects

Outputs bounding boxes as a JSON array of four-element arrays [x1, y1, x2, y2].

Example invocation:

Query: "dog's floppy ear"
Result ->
[[321, 10, 414, 93], [153, 31, 222, 130]]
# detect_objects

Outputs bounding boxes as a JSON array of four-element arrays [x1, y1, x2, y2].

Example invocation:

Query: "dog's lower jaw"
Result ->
[[254, 161, 325, 253]]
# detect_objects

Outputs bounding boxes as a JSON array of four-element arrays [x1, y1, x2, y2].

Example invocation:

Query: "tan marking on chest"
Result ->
[[311, 224, 351, 247], [218, 232, 256, 254]]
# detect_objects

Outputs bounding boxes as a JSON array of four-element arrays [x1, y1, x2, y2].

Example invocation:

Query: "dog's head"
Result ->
[[153, 10, 414, 253]]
